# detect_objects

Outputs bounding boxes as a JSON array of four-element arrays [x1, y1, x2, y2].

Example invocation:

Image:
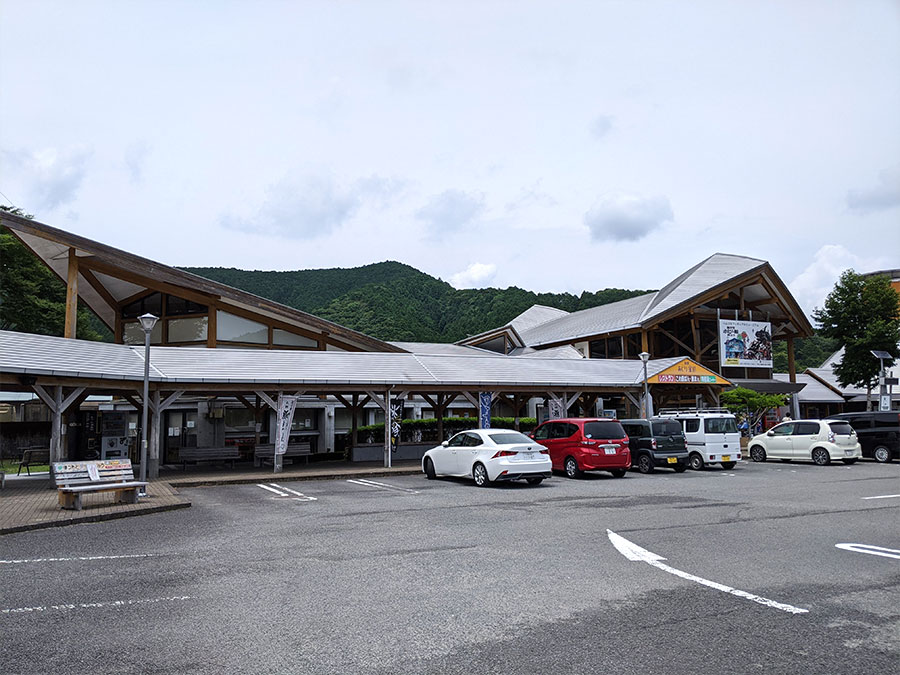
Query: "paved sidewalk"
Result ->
[[0, 460, 422, 535]]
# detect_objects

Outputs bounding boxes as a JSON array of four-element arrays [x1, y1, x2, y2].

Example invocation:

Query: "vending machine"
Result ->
[[100, 412, 130, 460]]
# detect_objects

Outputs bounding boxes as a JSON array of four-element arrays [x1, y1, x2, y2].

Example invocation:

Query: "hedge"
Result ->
[[349, 417, 538, 444]]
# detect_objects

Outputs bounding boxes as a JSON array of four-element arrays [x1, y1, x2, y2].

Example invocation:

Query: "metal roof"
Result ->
[[772, 373, 842, 402], [0, 330, 704, 390]]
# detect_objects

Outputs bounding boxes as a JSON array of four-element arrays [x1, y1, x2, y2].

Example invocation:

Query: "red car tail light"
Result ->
[[492, 450, 517, 458], [539, 448, 549, 455], [651, 439, 657, 450]]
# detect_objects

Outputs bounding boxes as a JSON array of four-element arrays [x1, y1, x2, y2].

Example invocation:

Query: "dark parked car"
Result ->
[[620, 418, 689, 473], [826, 412, 899, 463]]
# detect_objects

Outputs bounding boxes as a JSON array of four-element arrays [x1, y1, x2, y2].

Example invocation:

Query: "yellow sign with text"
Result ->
[[647, 359, 730, 386]]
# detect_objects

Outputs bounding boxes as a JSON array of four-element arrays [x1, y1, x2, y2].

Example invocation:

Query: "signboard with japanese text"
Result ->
[[646, 358, 730, 385], [718, 319, 773, 368], [479, 393, 492, 428], [275, 395, 298, 455]]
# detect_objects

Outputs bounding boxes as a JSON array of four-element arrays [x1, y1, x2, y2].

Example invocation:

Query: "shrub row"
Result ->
[[348, 417, 538, 444]]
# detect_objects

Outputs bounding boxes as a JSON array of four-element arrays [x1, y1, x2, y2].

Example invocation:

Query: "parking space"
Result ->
[[2, 461, 897, 674]]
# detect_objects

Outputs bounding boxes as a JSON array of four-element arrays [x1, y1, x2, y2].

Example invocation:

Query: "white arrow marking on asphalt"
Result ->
[[256, 483, 288, 497], [347, 478, 419, 494], [862, 494, 900, 500], [835, 543, 900, 560], [607, 530, 809, 615], [270, 483, 317, 501]]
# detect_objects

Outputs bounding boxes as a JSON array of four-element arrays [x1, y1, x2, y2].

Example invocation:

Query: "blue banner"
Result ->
[[479, 392, 492, 428]]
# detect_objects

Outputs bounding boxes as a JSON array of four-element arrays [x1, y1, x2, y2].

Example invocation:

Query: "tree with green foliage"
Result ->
[[720, 387, 788, 431], [0, 206, 109, 341], [813, 270, 900, 409]]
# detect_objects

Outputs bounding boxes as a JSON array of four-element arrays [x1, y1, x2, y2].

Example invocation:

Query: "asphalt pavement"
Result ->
[[2, 460, 898, 674]]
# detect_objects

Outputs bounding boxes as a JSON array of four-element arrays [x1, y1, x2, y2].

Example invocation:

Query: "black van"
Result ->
[[827, 412, 899, 463], [620, 418, 689, 473]]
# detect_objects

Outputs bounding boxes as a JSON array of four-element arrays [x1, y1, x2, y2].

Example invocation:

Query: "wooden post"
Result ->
[[64, 249, 79, 338], [787, 337, 796, 383], [50, 386, 63, 464], [641, 330, 649, 354], [207, 306, 217, 348], [351, 393, 359, 448], [149, 391, 161, 478]]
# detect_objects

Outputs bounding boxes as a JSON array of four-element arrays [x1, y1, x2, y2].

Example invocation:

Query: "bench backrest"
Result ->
[[255, 443, 311, 456], [21, 448, 50, 463], [53, 459, 136, 487], [179, 447, 240, 459]]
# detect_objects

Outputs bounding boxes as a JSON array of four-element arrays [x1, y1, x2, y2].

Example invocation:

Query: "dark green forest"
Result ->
[[0, 208, 838, 371]]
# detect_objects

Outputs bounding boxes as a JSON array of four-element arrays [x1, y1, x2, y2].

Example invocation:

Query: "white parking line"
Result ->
[[346, 478, 419, 494], [2, 596, 193, 616], [835, 543, 900, 560], [256, 483, 288, 497], [607, 530, 809, 615], [270, 483, 317, 501], [0, 554, 156, 565], [862, 494, 900, 500]]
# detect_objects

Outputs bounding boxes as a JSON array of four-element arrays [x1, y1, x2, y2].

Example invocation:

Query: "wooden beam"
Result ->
[[65, 249, 79, 338]]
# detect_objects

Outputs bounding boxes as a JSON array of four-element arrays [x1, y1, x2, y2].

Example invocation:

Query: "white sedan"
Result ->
[[422, 429, 552, 486]]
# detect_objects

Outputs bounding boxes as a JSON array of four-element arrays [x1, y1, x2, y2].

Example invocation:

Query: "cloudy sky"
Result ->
[[2, 0, 898, 318]]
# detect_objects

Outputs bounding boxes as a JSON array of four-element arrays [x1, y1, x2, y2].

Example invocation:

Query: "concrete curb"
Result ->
[[0, 501, 191, 536]]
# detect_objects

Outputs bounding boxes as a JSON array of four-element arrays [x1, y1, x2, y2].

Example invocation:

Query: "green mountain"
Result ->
[[181, 262, 653, 343]]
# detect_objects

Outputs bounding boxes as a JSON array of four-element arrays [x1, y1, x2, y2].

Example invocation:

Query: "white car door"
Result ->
[[434, 433, 465, 475], [766, 422, 795, 458], [457, 432, 484, 475], [791, 422, 820, 459]]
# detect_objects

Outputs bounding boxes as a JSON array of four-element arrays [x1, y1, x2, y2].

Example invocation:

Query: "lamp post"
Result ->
[[639, 351, 651, 419], [871, 350, 894, 412], [138, 313, 158, 493]]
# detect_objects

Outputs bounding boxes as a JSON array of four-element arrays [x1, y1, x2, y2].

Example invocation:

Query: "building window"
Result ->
[[168, 316, 209, 343], [121, 292, 163, 319], [217, 311, 267, 344], [166, 295, 208, 316], [273, 329, 318, 348], [123, 320, 163, 345]]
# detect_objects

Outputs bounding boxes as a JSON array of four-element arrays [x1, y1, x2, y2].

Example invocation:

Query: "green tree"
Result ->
[[720, 387, 787, 430], [813, 270, 899, 407]]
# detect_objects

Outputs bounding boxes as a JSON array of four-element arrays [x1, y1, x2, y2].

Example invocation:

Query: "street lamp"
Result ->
[[871, 350, 894, 412], [138, 313, 158, 493], [639, 351, 651, 420]]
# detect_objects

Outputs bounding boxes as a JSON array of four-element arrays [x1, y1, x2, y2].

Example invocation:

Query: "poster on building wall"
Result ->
[[718, 319, 773, 368]]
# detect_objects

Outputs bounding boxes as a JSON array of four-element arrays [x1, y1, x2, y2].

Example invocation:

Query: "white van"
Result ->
[[657, 409, 741, 470]]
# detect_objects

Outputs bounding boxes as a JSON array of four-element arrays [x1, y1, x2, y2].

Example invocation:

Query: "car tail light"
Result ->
[[651, 439, 657, 450], [828, 431, 835, 443], [539, 448, 549, 455], [582, 440, 597, 446], [709, 455, 715, 460], [492, 450, 517, 458]]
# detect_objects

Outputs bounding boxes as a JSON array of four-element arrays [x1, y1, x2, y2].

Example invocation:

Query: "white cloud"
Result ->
[[450, 262, 497, 289], [584, 193, 673, 242], [847, 166, 900, 213], [789, 244, 864, 319], [124, 141, 150, 184], [1, 146, 91, 213], [415, 189, 485, 238], [590, 115, 614, 140]]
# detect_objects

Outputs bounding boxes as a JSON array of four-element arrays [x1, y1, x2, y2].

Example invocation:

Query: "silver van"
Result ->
[[657, 408, 741, 470]]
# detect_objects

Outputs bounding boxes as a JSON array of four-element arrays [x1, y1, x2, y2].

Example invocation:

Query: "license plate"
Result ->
[[722, 455, 731, 462], [604, 448, 616, 455], [667, 457, 677, 464], [844, 450, 854, 456], [526, 453, 534, 460]]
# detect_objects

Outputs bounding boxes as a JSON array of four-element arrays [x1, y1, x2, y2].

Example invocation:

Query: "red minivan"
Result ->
[[530, 418, 631, 478]]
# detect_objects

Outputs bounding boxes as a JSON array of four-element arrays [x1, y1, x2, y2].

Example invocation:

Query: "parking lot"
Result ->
[[2, 460, 898, 674]]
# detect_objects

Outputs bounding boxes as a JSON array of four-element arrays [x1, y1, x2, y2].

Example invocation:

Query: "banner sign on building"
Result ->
[[548, 398, 565, 420], [718, 319, 773, 368], [275, 395, 298, 455], [647, 358, 730, 385], [390, 399, 403, 452], [479, 392, 492, 428]]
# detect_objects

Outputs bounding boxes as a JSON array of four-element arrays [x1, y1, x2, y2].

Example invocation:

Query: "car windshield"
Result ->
[[704, 417, 738, 434], [651, 420, 683, 436], [584, 421, 626, 439], [827, 421, 854, 436], [486, 431, 533, 445]]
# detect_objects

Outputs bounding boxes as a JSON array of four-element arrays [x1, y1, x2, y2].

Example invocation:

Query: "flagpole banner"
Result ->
[[275, 395, 298, 455], [718, 319, 773, 368], [390, 399, 403, 452], [479, 392, 492, 428]]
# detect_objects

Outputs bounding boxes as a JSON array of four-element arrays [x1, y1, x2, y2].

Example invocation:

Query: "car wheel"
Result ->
[[610, 469, 627, 478], [842, 458, 857, 465], [721, 461, 736, 470], [526, 477, 544, 485], [636, 454, 655, 474], [811, 447, 831, 466], [564, 456, 582, 479], [749, 446, 766, 463], [424, 458, 436, 480], [873, 445, 892, 463], [688, 453, 704, 471], [473, 462, 490, 487], [673, 464, 687, 473]]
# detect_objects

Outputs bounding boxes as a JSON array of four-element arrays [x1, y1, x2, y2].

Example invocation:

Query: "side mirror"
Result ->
[[766, 431, 775, 437], [441, 441, 449, 447]]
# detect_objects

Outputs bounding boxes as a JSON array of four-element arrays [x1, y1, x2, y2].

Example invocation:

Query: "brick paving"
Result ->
[[0, 460, 422, 535]]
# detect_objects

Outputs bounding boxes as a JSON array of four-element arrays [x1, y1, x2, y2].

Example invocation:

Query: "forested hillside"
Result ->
[[182, 263, 652, 342]]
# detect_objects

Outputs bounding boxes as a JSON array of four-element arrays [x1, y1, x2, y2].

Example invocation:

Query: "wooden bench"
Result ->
[[178, 446, 240, 470], [253, 442, 312, 467], [17, 448, 50, 475], [53, 459, 148, 511]]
